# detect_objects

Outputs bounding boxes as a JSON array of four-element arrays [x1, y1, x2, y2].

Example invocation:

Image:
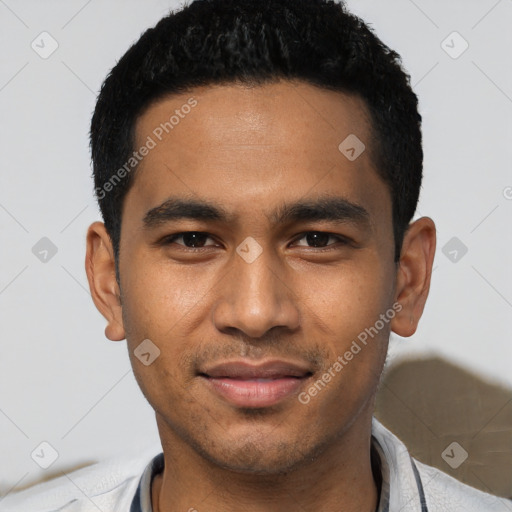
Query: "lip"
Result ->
[[199, 359, 313, 408]]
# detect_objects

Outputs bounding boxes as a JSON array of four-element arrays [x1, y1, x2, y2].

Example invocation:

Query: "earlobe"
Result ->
[[85, 221, 126, 341], [391, 217, 436, 338]]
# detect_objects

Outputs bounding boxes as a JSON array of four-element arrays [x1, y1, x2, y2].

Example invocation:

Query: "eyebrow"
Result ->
[[142, 195, 370, 230]]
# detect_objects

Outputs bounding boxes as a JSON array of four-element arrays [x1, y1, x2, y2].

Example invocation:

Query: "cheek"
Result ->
[[302, 265, 392, 425], [121, 252, 212, 338], [302, 256, 394, 344]]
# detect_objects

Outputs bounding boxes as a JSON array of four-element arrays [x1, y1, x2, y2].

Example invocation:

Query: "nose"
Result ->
[[212, 244, 301, 339]]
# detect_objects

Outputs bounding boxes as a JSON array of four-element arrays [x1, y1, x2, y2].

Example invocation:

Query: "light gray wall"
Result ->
[[1, 0, 510, 494]]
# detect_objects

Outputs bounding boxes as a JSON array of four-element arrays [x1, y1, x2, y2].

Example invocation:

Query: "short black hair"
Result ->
[[90, 0, 422, 278]]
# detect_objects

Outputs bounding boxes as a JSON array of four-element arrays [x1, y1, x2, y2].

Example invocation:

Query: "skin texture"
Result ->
[[85, 80, 436, 512]]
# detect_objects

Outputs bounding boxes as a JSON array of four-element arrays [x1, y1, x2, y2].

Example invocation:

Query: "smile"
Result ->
[[199, 359, 313, 408]]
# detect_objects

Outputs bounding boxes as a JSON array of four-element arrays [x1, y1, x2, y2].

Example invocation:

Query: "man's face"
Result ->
[[116, 81, 397, 473]]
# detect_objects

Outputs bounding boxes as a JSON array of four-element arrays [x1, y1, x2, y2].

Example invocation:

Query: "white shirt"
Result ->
[[1, 418, 510, 511]]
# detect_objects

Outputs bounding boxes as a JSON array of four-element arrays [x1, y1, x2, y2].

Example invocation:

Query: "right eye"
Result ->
[[160, 232, 219, 249]]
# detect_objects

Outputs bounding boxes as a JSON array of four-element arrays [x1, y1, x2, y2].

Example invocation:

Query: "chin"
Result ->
[[208, 448, 307, 476], [194, 426, 323, 476]]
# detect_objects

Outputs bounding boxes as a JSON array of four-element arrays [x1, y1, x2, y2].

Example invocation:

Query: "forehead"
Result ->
[[135, 80, 375, 160], [125, 81, 388, 228]]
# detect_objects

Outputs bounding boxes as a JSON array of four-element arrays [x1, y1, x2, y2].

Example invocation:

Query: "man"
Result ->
[[3, 0, 510, 511]]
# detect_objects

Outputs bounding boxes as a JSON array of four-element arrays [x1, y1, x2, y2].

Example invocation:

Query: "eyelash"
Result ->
[[160, 231, 350, 252]]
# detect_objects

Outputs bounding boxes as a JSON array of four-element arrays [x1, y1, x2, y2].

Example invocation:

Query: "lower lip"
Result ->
[[203, 376, 307, 408]]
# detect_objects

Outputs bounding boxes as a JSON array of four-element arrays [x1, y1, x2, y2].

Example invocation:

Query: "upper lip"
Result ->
[[200, 360, 313, 379]]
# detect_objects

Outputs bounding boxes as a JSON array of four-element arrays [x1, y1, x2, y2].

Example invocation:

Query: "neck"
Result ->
[[151, 411, 379, 512]]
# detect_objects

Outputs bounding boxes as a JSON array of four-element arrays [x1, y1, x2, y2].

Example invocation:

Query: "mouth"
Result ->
[[198, 360, 314, 408]]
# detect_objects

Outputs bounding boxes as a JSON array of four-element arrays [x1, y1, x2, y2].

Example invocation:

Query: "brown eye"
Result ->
[[163, 232, 217, 248], [294, 232, 348, 248]]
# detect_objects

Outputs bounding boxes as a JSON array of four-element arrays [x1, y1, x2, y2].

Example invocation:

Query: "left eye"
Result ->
[[293, 232, 347, 248]]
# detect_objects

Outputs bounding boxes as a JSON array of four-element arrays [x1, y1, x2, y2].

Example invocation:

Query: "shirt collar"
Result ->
[[131, 435, 391, 512], [130, 451, 163, 512]]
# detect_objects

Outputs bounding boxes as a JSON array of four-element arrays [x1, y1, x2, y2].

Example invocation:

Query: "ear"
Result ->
[[85, 221, 126, 341], [391, 216, 436, 337]]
